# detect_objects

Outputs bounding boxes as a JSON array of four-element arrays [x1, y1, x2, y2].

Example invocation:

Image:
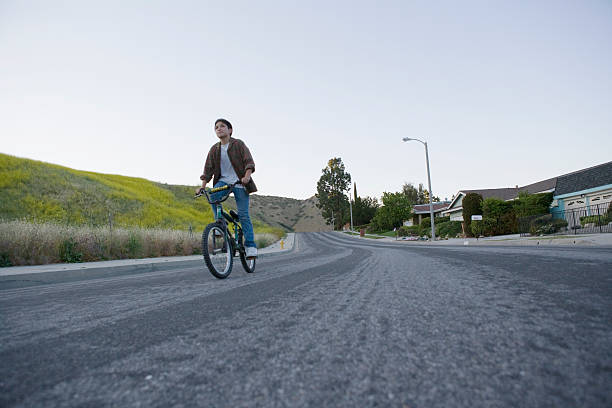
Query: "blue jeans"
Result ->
[[210, 182, 256, 248]]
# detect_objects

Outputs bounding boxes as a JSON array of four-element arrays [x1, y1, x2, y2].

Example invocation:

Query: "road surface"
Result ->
[[1, 232, 611, 407]]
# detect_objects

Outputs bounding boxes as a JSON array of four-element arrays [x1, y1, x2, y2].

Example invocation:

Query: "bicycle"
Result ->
[[195, 182, 256, 279]]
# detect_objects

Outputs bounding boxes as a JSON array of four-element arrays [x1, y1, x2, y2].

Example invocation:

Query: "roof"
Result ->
[[461, 188, 519, 201], [412, 202, 450, 214], [519, 177, 557, 194], [444, 161, 611, 211], [444, 180, 556, 212], [554, 161, 612, 196]]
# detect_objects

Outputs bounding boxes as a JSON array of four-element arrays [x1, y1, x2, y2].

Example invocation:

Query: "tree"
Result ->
[[353, 196, 379, 226], [482, 197, 516, 236], [349, 182, 379, 226], [316, 158, 351, 230], [369, 192, 412, 232], [462, 193, 483, 237], [402, 182, 439, 204], [513, 192, 553, 218]]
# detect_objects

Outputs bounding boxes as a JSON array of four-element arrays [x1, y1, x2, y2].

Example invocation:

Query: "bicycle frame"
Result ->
[[196, 182, 245, 254]]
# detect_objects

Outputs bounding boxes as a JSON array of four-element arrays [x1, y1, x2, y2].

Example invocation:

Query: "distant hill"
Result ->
[[249, 194, 332, 233], [0, 153, 330, 233]]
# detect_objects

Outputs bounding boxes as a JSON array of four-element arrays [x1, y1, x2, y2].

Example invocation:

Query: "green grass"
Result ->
[[0, 153, 283, 238]]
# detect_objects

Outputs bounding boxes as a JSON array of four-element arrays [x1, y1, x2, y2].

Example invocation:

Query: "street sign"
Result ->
[[471, 215, 483, 221]]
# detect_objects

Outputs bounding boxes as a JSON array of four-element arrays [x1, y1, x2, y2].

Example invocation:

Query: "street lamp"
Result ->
[[347, 187, 354, 233], [402, 137, 436, 241]]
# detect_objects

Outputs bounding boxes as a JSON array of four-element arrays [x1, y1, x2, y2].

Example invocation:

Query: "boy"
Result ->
[[196, 118, 257, 258]]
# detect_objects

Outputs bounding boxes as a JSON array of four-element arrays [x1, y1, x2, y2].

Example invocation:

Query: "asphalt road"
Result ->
[[1, 232, 611, 407]]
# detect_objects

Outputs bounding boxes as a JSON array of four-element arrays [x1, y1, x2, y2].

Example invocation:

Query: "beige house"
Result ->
[[441, 178, 557, 221], [403, 202, 451, 226]]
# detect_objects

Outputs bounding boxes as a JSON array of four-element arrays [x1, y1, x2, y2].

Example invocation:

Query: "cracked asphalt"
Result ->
[[1, 232, 611, 407]]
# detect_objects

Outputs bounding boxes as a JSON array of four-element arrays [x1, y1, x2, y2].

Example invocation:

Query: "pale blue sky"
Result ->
[[1, 0, 611, 200]]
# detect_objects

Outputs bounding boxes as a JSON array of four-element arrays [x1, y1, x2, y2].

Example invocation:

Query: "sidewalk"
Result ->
[[0, 233, 296, 277], [342, 231, 612, 248]]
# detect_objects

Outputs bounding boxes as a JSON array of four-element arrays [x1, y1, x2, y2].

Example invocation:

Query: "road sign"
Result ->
[[471, 215, 483, 221]]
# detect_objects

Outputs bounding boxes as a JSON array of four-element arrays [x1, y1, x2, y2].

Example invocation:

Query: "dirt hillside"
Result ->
[[248, 194, 331, 232]]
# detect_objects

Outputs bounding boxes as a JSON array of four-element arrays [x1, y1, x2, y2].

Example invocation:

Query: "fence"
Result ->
[[518, 202, 612, 236]]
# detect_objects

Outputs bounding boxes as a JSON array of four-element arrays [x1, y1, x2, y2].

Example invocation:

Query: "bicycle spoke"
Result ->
[[203, 224, 233, 278]]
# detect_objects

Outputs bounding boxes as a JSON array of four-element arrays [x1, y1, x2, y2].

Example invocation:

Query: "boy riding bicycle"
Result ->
[[196, 118, 258, 259]]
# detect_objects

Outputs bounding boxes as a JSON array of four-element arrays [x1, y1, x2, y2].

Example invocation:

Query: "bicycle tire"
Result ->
[[202, 223, 233, 279], [239, 232, 256, 273], [240, 252, 256, 273]]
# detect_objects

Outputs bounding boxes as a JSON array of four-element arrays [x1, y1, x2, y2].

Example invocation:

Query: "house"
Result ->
[[441, 178, 557, 221], [441, 161, 612, 223], [551, 161, 612, 226], [403, 202, 450, 226]]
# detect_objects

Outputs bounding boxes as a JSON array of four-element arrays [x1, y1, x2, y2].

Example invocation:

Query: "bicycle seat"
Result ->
[[229, 210, 240, 222]]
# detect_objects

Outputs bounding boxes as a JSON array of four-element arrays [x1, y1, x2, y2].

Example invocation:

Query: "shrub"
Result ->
[[470, 220, 484, 237], [127, 232, 142, 258], [482, 217, 498, 237], [0, 252, 12, 267], [528, 214, 567, 235], [436, 221, 462, 238], [514, 192, 554, 218], [580, 215, 609, 227], [59, 237, 83, 263], [552, 218, 568, 230], [435, 216, 450, 224], [529, 214, 552, 235], [255, 233, 280, 248], [482, 198, 517, 236], [420, 217, 431, 229], [462, 193, 483, 237], [398, 225, 419, 237], [533, 219, 568, 235], [419, 216, 450, 230]]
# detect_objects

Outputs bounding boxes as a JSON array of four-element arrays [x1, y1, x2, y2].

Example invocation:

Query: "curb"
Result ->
[[337, 231, 612, 248], [258, 233, 297, 259], [0, 233, 298, 278]]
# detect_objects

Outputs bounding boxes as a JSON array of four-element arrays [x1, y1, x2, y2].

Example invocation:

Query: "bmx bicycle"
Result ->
[[195, 182, 256, 279]]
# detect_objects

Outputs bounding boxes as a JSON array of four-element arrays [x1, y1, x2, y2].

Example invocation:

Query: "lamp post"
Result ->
[[347, 188, 354, 232], [402, 137, 436, 241]]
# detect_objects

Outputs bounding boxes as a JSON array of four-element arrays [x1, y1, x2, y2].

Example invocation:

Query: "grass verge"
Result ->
[[0, 220, 283, 267]]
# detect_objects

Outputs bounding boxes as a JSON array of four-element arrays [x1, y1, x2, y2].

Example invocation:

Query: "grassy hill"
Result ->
[[0, 153, 329, 234]]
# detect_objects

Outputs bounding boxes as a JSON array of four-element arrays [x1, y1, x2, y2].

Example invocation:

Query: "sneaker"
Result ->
[[245, 247, 257, 259]]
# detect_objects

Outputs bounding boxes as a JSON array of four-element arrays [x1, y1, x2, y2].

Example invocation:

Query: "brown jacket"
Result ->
[[200, 137, 257, 194]]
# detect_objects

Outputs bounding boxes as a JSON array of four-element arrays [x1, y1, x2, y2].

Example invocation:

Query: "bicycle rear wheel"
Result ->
[[202, 223, 233, 279]]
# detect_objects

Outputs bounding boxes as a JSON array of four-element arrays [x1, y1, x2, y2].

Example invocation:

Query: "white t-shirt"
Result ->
[[219, 143, 244, 187]]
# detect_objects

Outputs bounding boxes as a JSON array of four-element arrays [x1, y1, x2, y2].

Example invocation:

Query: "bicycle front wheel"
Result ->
[[202, 223, 233, 279]]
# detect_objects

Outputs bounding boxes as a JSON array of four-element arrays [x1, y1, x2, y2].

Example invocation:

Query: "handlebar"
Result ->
[[195, 182, 242, 205]]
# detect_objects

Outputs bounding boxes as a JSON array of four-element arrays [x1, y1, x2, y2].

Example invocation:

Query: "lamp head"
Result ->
[[402, 137, 412, 142]]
